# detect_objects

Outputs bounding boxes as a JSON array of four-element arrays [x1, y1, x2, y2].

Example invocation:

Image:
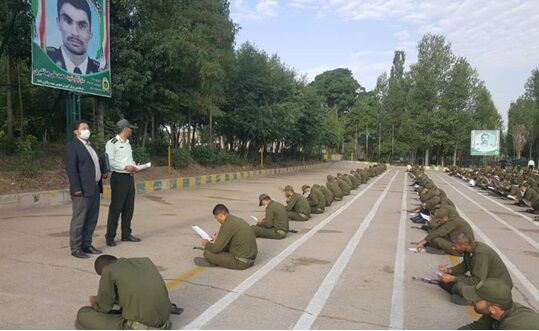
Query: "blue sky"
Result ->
[[230, 0, 539, 126]]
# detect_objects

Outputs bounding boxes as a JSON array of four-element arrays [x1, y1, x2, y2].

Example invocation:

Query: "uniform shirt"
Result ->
[[205, 215, 258, 260], [459, 302, 539, 330], [529, 160, 535, 167], [105, 135, 135, 173], [262, 201, 289, 232], [310, 187, 327, 209], [92, 257, 171, 328], [286, 193, 311, 216], [78, 137, 101, 182], [337, 179, 351, 194], [450, 242, 513, 288], [61, 45, 88, 74], [327, 181, 344, 199], [320, 185, 334, 205], [425, 217, 475, 244]]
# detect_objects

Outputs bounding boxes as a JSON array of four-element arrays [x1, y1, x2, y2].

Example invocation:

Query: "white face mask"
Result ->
[[80, 129, 91, 140]]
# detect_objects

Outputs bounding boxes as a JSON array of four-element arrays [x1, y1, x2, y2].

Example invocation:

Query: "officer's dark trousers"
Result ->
[[70, 190, 100, 252], [106, 173, 135, 241]]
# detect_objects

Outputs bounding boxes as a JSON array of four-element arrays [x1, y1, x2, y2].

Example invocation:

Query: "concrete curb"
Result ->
[[0, 163, 329, 210]]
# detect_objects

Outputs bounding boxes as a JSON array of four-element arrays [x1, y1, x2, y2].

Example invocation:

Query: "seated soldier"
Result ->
[[302, 185, 325, 214], [518, 183, 539, 214], [415, 205, 474, 256], [458, 278, 539, 329], [251, 194, 289, 239], [284, 185, 311, 221], [76, 255, 174, 330], [349, 170, 360, 188], [318, 184, 334, 206], [336, 173, 352, 195], [327, 175, 344, 201], [195, 204, 258, 270], [437, 231, 513, 306]]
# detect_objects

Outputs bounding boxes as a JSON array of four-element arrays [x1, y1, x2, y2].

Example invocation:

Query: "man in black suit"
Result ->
[[64, 120, 108, 258], [47, 0, 100, 75]]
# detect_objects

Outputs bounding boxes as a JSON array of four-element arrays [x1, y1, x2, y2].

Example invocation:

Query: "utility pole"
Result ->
[[378, 122, 381, 161]]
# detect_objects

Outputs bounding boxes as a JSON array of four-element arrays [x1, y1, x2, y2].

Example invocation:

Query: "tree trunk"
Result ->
[[517, 150, 521, 159], [208, 110, 213, 149], [453, 145, 457, 166], [17, 62, 23, 136], [529, 142, 533, 160], [151, 115, 155, 141], [424, 148, 430, 166], [142, 117, 149, 148], [96, 98, 105, 141], [5, 55, 13, 139]]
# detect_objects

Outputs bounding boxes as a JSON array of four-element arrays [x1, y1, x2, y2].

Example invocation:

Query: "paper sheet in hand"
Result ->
[[420, 213, 431, 221], [428, 263, 443, 277], [507, 195, 517, 201], [192, 226, 212, 241], [408, 247, 425, 253], [250, 216, 259, 222], [136, 162, 151, 171]]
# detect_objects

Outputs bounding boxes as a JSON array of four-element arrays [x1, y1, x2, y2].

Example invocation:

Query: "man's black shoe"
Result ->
[[106, 240, 116, 247], [72, 250, 90, 259], [82, 245, 102, 254], [412, 218, 427, 224], [121, 235, 141, 242]]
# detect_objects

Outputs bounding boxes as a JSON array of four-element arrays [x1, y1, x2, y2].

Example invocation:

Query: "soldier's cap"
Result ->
[[258, 193, 271, 206], [327, 175, 333, 181], [461, 279, 512, 306], [284, 185, 294, 193], [519, 182, 529, 187], [117, 119, 138, 130], [302, 185, 310, 191], [313, 184, 320, 188]]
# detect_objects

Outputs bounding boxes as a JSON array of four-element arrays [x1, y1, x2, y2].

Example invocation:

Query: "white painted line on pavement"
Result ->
[[293, 171, 400, 330], [437, 174, 539, 252], [454, 206, 539, 304], [183, 169, 392, 330], [389, 173, 407, 329], [444, 173, 538, 227]]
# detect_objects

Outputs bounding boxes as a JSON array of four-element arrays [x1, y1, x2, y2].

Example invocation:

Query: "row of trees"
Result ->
[[1, 0, 530, 168], [506, 70, 539, 160]]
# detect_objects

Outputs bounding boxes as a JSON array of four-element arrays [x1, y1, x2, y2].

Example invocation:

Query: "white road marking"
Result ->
[[293, 171, 400, 330], [183, 169, 392, 329], [445, 173, 538, 227], [437, 174, 539, 252], [389, 173, 407, 329], [453, 206, 539, 304]]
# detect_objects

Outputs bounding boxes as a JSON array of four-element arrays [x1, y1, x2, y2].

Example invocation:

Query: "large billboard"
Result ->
[[470, 130, 500, 156], [31, 0, 111, 97]]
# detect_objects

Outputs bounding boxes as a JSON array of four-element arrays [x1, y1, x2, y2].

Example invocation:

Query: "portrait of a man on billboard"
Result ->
[[31, 0, 111, 97], [47, 0, 100, 74], [470, 130, 500, 156]]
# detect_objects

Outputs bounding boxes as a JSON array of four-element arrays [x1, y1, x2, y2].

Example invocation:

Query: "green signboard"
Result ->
[[470, 130, 500, 156], [31, 0, 111, 97]]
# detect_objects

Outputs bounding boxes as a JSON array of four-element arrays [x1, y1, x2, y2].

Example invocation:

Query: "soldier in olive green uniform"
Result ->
[[319, 184, 334, 206], [327, 175, 344, 201], [284, 185, 311, 221], [302, 185, 325, 214], [76, 255, 172, 329], [459, 278, 539, 329], [437, 232, 513, 306], [251, 194, 289, 239], [416, 205, 474, 256], [337, 174, 352, 195], [195, 204, 257, 270]]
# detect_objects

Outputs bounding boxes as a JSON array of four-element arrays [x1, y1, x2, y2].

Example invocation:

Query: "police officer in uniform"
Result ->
[[105, 120, 141, 246]]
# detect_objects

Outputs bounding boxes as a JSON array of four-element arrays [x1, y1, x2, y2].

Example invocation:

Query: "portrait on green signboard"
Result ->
[[470, 130, 500, 156], [31, 0, 111, 97]]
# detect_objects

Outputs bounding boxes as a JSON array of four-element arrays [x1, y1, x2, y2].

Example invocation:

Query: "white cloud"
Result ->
[[232, 0, 279, 21]]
